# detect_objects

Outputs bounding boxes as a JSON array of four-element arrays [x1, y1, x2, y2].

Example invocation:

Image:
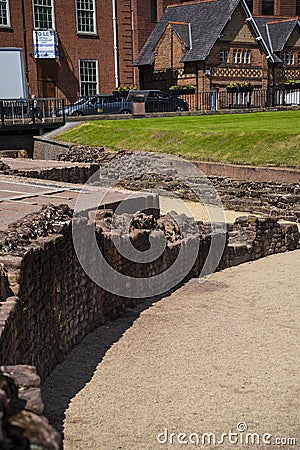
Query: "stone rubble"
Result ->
[[58, 144, 132, 164], [0, 366, 61, 449], [0, 204, 73, 255], [0, 159, 11, 174], [56, 147, 300, 222]]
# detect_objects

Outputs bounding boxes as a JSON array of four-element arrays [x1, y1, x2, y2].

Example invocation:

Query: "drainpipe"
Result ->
[[130, 0, 136, 86], [112, 0, 119, 88], [188, 22, 192, 50], [21, 0, 29, 91]]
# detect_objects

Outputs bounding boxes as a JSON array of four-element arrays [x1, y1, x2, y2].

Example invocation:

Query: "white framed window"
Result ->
[[0, 0, 10, 27], [282, 52, 295, 65], [233, 49, 237, 64], [76, 0, 96, 33], [220, 49, 229, 63], [246, 50, 251, 64], [33, 0, 54, 29], [233, 49, 251, 64], [79, 59, 98, 96], [298, 52, 300, 66]]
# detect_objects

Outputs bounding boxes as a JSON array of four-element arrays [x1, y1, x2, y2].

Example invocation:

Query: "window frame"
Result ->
[[282, 52, 295, 65], [0, 0, 10, 27], [79, 59, 99, 97], [150, 0, 157, 23], [246, 50, 251, 64], [232, 48, 251, 65], [76, 0, 96, 34], [32, 0, 55, 30], [262, 0, 274, 15], [220, 49, 229, 63]]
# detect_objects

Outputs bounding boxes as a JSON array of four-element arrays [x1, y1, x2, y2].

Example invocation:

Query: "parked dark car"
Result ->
[[54, 94, 133, 117], [127, 90, 189, 112]]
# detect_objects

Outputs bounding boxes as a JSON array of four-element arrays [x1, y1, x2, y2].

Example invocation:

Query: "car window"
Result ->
[[88, 97, 98, 105], [74, 98, 87, 105], [102, 96, 114, 103]]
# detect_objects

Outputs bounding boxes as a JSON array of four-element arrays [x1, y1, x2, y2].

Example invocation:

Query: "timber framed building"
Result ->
[[135, 0, 300, 96]]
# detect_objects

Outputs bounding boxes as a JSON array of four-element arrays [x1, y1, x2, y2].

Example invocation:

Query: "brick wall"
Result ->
[[252, 0, 296, 15]]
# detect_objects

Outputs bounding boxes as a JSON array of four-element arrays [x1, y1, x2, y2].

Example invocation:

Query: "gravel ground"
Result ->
[[42, 250, 300, 450]]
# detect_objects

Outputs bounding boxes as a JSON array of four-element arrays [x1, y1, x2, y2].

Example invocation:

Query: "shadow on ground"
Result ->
[[41, 289, 178, 435]]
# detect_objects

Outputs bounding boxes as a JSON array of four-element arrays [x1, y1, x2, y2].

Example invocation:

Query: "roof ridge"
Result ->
[[170, 21, 189, 25], [253, 15, 297, 21], [166, 0, 217, 8], [267, 18, 297, 24]]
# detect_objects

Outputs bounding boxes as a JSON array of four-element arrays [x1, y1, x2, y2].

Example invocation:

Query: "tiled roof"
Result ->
[[267, 19, 299, 52], [171, 22, 191, 48], [254, 17, 300, 61], [134, 0, 242, 65], [134, 0, 299, 67]]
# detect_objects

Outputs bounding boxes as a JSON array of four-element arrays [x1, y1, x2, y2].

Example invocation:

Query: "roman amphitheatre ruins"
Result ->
[[0, 126, 299, 449]]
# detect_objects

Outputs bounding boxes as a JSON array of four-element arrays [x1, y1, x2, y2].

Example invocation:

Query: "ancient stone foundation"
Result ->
[[0, 207, 298, 383], [0, 146, 299, 447]]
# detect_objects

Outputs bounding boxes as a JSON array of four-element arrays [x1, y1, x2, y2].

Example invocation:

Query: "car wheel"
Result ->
[[71, 111, 84, 116], [121, 109, 131, 114]]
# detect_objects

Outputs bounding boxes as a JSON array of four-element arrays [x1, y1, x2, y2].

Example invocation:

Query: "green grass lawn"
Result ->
[[56, 110, 300, 167]]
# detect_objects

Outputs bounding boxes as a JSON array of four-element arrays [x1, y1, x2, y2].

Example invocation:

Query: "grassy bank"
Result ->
[[57, 110, 300, 167]]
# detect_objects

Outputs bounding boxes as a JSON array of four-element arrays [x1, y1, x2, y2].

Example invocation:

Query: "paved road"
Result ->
[[43, 250, 300, 450]]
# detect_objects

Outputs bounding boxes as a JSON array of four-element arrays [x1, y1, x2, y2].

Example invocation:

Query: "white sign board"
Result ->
[[33, 30, 59, 59], [0, 48, 28, 99]]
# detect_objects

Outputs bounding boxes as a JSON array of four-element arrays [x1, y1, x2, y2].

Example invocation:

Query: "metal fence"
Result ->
[[1, 89, 299, 128], [176, 88, 300, 112], [0, 98, 66, 127]]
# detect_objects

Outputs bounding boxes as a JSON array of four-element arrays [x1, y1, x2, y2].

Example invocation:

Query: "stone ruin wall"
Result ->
[[0, 209, 299, 381], [0, 207, 298, 448], [18, 142, 300, 223], [1, 143, 300, 447]]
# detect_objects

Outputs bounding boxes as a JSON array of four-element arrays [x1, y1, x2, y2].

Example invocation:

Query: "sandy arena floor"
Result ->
[[42, 250, 300, 450]]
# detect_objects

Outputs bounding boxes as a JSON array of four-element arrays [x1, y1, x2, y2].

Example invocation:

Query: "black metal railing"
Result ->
[[0, 98, 66, 127], [175, 88, 300, 111], [1, 89, 298, 128]]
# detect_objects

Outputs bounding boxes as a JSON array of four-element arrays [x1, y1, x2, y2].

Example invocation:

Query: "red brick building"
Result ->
[[0, 0, 176, 98], [135, 0, 300, 101], [0, 0, 299, 99]]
